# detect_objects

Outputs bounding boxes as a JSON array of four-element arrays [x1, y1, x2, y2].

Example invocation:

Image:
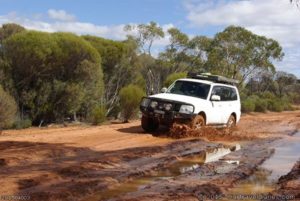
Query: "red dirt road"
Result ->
[[0, 111, 299, 200]]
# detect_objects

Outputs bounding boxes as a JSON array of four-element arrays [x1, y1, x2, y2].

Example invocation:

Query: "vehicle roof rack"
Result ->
[[187, 72, 239, 85]]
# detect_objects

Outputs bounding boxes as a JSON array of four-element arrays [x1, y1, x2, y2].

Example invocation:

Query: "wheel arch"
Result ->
[[231, 112, 237, 121], [198, 111, 206, 124]]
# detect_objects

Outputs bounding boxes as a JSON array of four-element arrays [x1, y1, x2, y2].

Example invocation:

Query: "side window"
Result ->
[[211, 86, 223, 100], [229, 88, 238, 101], [211, 86, 238, 101]]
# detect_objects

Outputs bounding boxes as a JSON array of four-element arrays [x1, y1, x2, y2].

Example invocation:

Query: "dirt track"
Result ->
[[0, 111, 300, 200]]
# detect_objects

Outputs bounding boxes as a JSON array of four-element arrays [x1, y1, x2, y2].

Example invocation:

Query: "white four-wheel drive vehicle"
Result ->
[[140, 73, 241, 132]]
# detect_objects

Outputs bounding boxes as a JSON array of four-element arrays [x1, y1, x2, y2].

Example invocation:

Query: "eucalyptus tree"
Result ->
[[83, 35, 140, 115], [0, 23, 25, 44], [0, 85, 17, 129], [275, 71, 298, 97], [159, 28, 212, 74], [3, 31, 104, 124], [206, 26, 284, 84], [124, 21, 164, 56], [0, 24, 25, 94]]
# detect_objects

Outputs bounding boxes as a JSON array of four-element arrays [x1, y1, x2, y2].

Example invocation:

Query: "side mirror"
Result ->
[[161, 87, 168, 93], [211, 95, 221, 101]]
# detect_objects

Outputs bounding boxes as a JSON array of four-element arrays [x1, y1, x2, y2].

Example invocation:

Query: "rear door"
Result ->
[[218, 86, 238, 124], [209, 86, 225, 124], [210, 85, 239, 124]]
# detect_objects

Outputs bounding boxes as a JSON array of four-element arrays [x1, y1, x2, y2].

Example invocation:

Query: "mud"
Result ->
[[110, 139, 276, 201], [0, 111, 299, 200], [169, 123, 255, 141], [267, 161, 300, 200]]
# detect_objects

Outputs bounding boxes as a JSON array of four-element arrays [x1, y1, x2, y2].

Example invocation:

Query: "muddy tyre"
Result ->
[[190, 115, 205, 130], [141, 116, 159, 132], [227, 115, 236, 128]]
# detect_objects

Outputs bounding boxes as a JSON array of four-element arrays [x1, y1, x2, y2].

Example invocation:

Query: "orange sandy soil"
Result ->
[[0, 111, 299, 200]]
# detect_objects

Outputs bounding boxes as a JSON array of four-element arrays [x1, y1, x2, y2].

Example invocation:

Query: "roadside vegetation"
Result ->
[[0, 23, 299, 129]]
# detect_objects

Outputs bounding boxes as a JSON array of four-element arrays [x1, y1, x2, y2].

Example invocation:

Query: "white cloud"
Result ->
[[0, 12, 176, 59], [184, 0, 300, 77], [275, 48, 300, 76], [0, 12, 129, 40], [185, 0, 300, 46], [0, 12, 175, 45], [48, 9, 76, 22]]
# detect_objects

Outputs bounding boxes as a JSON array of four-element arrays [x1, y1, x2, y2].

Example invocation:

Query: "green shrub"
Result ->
[[241, 98, 255, 113], [280, 97, 294, 111], [0, 86, 17, 129], [290, 93, 300, 104], [90, 106, 106, 125], [259, 91, 276, 99], [164, 72, 187, 87], [267, 99, 284, 112], [239, 90, 248, 102], [254, 98, 268, 112], [119, 84, 145, 122], [241, 92, 297, 113], [12, 118, 32, 129]]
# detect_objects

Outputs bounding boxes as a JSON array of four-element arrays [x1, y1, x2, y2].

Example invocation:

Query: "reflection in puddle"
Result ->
[[224, 132, 300, 201], [84, 144, 240, 201], [156, 144, 240, 176]]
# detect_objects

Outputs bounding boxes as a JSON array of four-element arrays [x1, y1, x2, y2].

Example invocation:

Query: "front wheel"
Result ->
[[141, 116, 159, 132], [190, 115, 205, 130], [226, 115, 236, 128]]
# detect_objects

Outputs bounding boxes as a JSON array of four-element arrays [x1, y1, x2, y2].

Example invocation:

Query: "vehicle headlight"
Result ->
[[140, 98, 151, 107], [150, 101, 158, 108], [179, 105, 194, 114], [164, 103, 172, 111]]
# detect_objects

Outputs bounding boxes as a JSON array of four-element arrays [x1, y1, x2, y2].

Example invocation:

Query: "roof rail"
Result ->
[[187, 72, 239, 85]]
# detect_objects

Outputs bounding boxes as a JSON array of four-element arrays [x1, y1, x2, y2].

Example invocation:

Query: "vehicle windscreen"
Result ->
[[167, 80, 211, 99]]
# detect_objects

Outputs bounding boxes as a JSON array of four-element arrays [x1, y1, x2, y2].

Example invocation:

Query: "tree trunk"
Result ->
[[73, 112, 77, 122], [39, 120, 44, 128]]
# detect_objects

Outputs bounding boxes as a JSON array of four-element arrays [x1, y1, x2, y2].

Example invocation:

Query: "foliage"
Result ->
[[0, 22, 298, 128], [275, 71, 297, 97], [137, 54, 167, 95], [12, 118, 32, 129], [3, 31, 104, 124], [119, 84, 145, 122], [133, 73, 146, 91], [0, 23, 25, 43], [241, 94, 295, 113], [83, 35, 139, 115], [267, 99, 284, 112], [159, 28, 211, 73], [124, 23, 167, 95], [0, 85, 17, 128], [253, 98, 267, 112], [164, 72, 187, 87], [89, 105, 107, 125], [289, 92, 300, 104], [241, 98, 255, 113], [207, 26, 283, 83], [124, 21, 164, 55]]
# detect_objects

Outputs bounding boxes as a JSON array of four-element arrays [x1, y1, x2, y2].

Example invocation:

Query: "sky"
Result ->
[[0, 0, 299, 77]]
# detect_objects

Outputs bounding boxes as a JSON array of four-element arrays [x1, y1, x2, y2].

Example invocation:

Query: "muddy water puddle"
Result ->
[[84, 144, 240, 201], [223, 131, 300, 201], [155, 145, 239, 176]]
